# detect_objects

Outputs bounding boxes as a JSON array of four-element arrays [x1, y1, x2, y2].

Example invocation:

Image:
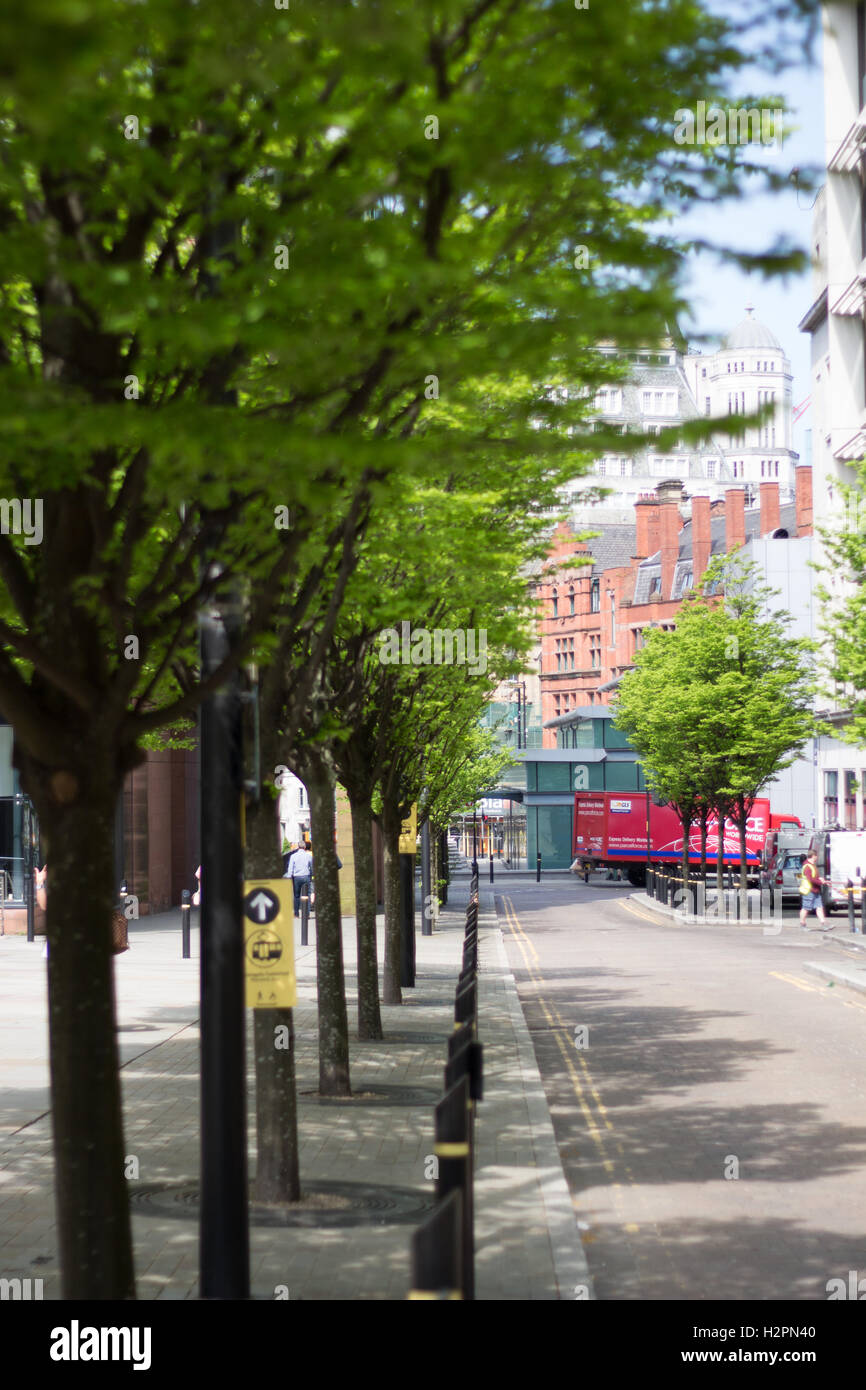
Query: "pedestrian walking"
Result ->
[[283, 841, 313, 915], [799, 850, 831, 930]]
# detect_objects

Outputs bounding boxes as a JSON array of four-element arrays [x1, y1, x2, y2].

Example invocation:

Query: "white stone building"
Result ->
[[683, 307, 798, 499], [791, 1, 866, 828], [277, 769, 310, 849], [569, 316, 797, 525]]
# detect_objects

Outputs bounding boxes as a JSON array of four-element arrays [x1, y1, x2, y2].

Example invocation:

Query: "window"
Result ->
[[568, 636, 576, 669], [701, 367, 707, 378], [590, 578, 600, 613], [706, 460, 716, 478], [568, 587, 575, 615], [640, 389, 677, 416], [589, 634, 601, 668], [609, 591, 616, 646], [704, 396, 711, 416], [774, 460, 779, 477], [824, 770, 839, 826], [845, 770, 858, 830], [594, 387, 622, 413], [551, 590, 558, 617]]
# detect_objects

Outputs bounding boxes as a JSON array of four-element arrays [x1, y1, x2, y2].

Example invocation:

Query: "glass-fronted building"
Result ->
[[491, 707, 644, 869]]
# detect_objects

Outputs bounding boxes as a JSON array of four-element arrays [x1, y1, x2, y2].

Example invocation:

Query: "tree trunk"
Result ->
[[680, 820, 690, 899], [349, 789, 382, 1040], [738, 802, 749, 895], [382, 798, 402, 1006], [699, 813, 708, 886], [301, 750, 350, 1095], [28, 765, 135, 1299], [245, 792, 300, 1203]]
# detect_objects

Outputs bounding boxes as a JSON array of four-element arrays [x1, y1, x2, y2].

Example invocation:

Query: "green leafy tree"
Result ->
[[616, 553, 815, 894]]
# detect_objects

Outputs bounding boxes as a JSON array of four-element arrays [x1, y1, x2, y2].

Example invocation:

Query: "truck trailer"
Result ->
[[573, 791, 802, 887]]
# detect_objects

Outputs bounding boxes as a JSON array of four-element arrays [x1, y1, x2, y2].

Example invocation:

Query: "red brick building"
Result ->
[[537, 467, 814, 747]]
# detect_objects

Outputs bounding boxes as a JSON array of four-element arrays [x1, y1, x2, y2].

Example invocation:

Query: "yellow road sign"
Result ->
[[243, 880, 297, 1009], [399, 804, 418, 855]]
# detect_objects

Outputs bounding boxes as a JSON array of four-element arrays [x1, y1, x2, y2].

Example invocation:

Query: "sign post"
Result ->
[[243, 881, 297, 1009], [399, 805, 417, 987]]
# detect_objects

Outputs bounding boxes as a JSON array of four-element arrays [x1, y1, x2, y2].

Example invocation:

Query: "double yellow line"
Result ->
[[770, 970, 866, 1014], [499, 895, 637, 1231]]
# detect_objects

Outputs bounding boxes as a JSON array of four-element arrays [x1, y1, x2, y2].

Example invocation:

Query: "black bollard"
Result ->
[[848, 881, 855, 934], [536, 851, 541, 883], [300, 890, 309, 947], [181, 888, 191, 959], [409, 1189, 463, 1301]]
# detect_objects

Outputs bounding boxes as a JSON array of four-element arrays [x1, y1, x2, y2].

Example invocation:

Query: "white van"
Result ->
[[809, 830, 866, 914], [760, 827, 812, 896]]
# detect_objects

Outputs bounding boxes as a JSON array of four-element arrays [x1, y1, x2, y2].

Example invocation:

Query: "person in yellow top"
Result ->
[[799, 850, 831, 931]]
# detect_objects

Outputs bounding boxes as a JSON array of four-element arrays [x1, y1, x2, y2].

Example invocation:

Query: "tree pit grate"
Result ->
[[129, 1179, 435, 1227], [298, 1083, 439, 1107]]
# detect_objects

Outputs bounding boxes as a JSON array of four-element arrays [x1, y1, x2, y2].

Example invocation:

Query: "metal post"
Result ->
[[489, 844, 493, 884], [300, 890, 309, 947], [536, 851, 541, 883], [199, 581, 249, 1301], [848, 881, 855, 934], [421, 821, 433, 938], [400, 852, 415, 987], [181, 888, 191, 959]]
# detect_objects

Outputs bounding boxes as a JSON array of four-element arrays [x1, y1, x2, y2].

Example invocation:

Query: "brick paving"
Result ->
[[0, 878, 589, 1300]]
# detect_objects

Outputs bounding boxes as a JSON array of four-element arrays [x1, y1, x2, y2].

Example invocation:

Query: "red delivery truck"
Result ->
[[573, 791, 802, 887]]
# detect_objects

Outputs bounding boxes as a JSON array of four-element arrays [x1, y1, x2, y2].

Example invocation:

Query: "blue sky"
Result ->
[[676, 13, 825, 458]]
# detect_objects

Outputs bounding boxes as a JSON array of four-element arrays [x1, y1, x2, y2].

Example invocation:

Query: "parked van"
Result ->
[[760, 826, 812, 899], [808, 829, 866, 914]]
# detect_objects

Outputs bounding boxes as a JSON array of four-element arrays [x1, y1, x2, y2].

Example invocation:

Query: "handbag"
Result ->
[[112, 907, 130, 954]]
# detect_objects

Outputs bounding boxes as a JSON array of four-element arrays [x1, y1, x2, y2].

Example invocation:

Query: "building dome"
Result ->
[[722, 304, 781, 352]]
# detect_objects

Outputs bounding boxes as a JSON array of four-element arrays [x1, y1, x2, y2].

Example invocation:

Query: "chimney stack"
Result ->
[[725, 488, 746, 552], [759, 481, 781, 536], [691, 495, 712, 586], [795, 465, 813, 536], [634, 495, 661, 559], [659, 496, 683, 600]]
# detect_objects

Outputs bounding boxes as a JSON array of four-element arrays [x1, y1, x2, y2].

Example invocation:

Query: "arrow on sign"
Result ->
[[243, 886, 280, 924]]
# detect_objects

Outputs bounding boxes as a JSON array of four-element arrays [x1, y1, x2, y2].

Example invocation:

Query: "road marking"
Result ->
[[500, 895, 692, 1292], [618, 898, 681, 928], [770, 971, 825, 995], [769, 970, 866, 1013], [500, 897, 634, 1214]]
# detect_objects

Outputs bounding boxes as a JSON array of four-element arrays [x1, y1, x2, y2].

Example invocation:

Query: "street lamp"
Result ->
[[509, 679, 527, 750]]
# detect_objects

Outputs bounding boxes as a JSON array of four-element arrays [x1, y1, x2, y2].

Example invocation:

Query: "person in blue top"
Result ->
[[284, 841, 313, 915]]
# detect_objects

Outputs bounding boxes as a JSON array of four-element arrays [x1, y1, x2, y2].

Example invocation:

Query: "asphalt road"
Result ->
[[497, 878, 866, 1301]]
